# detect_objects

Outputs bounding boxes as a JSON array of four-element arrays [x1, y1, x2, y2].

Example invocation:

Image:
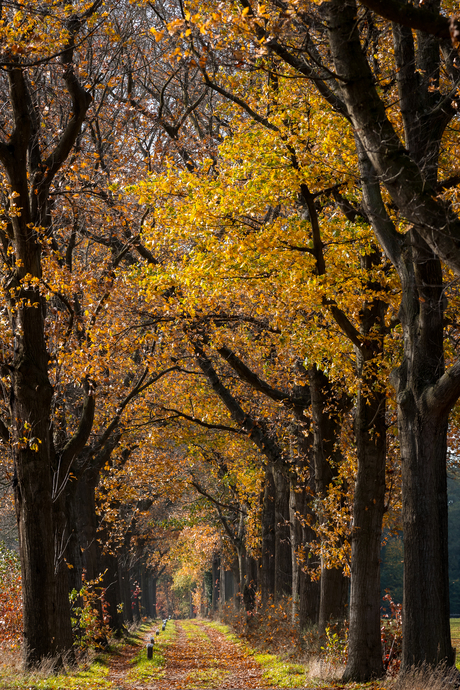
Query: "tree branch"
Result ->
[[193, 340, 287, 467], [217, 345, 310, 408], [154, 405, 244, 434], [425, 359, 460, 418], [357, 0, 454, 42], [53, 383, 96, 501], [189, 479, 246, 516]]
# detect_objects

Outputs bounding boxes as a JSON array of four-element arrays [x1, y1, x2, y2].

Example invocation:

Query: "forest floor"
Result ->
[[0, 617, 380, 690], [105, 619, 376, 690], [110, 619, 280, 689], [4, 617, 451, 690]]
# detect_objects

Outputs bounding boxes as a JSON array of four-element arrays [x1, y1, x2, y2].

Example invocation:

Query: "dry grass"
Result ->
[[0, 644, 86, 689], [0, 645, 23, 675], [387, 663, 460, 690], [306, 657, 346, 682]]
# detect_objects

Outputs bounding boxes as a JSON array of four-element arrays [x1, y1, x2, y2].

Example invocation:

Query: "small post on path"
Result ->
[[147, 643, 153, 659]]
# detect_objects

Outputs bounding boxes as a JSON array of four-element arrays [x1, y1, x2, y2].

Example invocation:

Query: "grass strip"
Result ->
[[203, 620, 309, 688], [127, 619, 177, 684]]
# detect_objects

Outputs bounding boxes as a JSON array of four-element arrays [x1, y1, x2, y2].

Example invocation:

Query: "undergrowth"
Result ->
[[0, 619, 152, 689], [218, 596, 305, 658]]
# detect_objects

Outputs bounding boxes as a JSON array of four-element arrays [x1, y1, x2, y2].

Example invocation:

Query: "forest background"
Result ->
[[2, 0, 460, 684]]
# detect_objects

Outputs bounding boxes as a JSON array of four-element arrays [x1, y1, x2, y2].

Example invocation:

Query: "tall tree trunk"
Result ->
[[289, 480, 300, 624], [101, 550, 123, 634], [119, 557, 134, 624], [309, 365, 349, 634], [0, 24, 93, 665], [11, 223, 74, 666], [151, 577, 157, 619], [66, 463, 100, 587], [343, 293, 387, 681], [220, 562, 226, 607], [141, 564, 151, 618], [14, 439, 60, 666], [273, 468, 292, 599], [212, 555, 220, 611], [53, 494, 76, 658], [261, 465, 276, 604], [343, 371, 386, 680], [293, 484, 320, 627], [396, 234, 454, 668]]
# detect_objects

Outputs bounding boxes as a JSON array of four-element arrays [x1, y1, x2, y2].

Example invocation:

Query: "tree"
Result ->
[[129, 52, 395, 676], [152, 0, 460, 674], [0, 1, 102, 665], [0, 0, 179, 664], [324, 1, 460, 670]]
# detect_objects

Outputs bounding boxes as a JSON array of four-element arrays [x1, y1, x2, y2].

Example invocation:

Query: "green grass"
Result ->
[[0, 620, 155, 689], [205, 620, 241, 645], [181, 619, 210, 639], [451, 618, 460, 668], [253, 651, 309, 688], [183, 666, 226, 688], [5, 617, 460, 689], [126, 644, 166, 684], [34, 660, 112, 690], [127, 619, 177, 685]]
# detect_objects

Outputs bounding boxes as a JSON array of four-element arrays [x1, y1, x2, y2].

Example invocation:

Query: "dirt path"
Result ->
[[107, 619, 274, 689]]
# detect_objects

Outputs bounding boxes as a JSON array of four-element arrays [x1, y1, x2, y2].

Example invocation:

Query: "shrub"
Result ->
[[321, 623, 348, 666], [0, 543, 22, 650], [219, 596, 303, 657], [69, 570, 111, 651], [381, 589, 403, 675]]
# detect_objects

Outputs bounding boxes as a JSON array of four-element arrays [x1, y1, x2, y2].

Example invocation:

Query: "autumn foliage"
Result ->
[[1, 0, 460, 683]]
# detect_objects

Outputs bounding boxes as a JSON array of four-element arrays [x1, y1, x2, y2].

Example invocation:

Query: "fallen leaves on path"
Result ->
[[108, 619, 273, 689], [107, 634, 142, 689], [157, 620, 268, 689], [106, 620, 388, 690]]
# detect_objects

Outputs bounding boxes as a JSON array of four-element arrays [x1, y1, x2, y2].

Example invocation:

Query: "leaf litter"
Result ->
[[107, 619, 302, 689]]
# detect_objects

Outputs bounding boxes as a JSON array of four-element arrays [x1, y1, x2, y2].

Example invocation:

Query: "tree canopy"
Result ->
[[1, 0, 460, 682]]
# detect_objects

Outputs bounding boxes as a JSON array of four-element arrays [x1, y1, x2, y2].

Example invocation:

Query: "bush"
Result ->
[[219, 596, 303, 658], [321, 623, 348, 666], [381, 589, 402, 675], [69, 570, 111, 651], [0, 543, 22, 650]]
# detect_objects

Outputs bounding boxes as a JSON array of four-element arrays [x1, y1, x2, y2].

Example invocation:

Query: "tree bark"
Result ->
[[323, 1, 459, 674], [394, 232, 455, 667], [261, 465, 276, 604], [0, 10, 94, 665], [309, 365, 349, 634], [273, 467, 292, 599], [119, 556, 134, 624], [343, 366, 386, 680], [212, 555, 220, 611], [292, 483, 320, 627]]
